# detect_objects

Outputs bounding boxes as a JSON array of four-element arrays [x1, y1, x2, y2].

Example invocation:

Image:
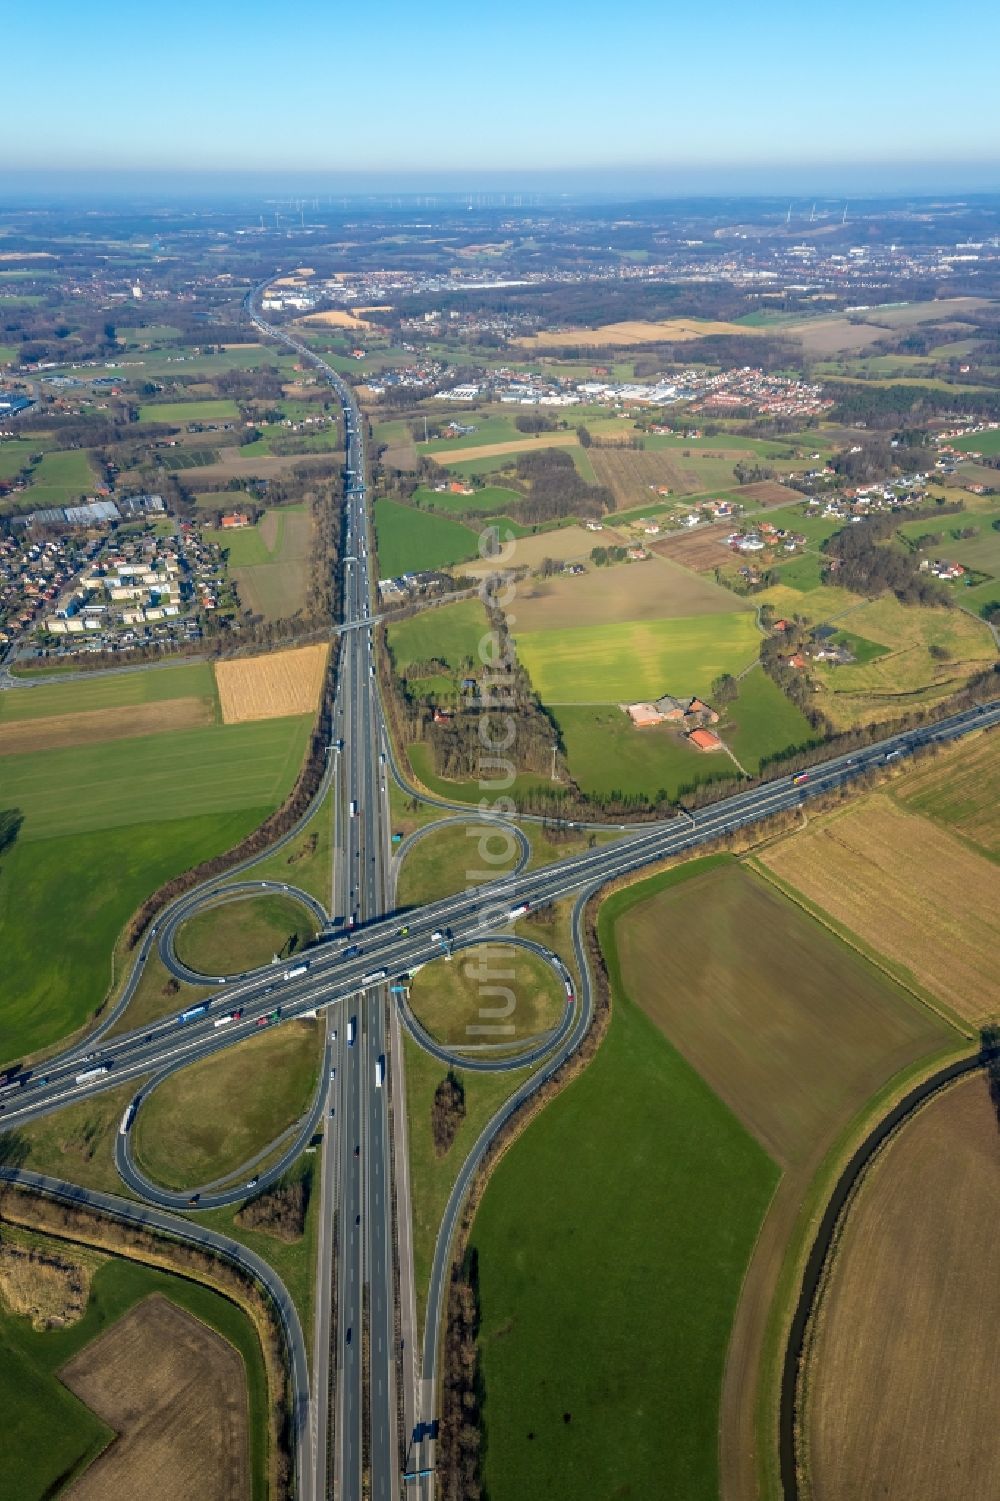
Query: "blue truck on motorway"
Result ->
[[178, 1002, 210, 1024]]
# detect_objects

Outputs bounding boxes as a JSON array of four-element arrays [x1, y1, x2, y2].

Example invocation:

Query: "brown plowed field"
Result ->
[[804, 1072, 1000, 1501], [652, 524, 734, 571], [737, 480, 805, 506], [60, 1293, 248, 1501], [0, 697, 213, 755], [215, 642, 328, 724], [588, 447, 694, 508]]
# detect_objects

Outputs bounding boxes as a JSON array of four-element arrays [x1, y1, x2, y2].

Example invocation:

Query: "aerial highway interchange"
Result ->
[[1, 289, 998, 1501]]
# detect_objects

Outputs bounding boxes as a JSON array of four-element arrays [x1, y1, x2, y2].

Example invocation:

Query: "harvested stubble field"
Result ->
[[215, 642, 327, 724], [652, 524, 734, 571], [516, 317, 754, 348], [894, 731, 1000, 855], [429, 432, 580, 465], [804, 1072, 1000, 1501], [60, 1293, 248, 1501], [758, 795, 1000, 1025], [0, 697, 213, 756], [511, 554, 750, 632], [737, 479, 804, 506], [298, 308, 373, 329], [615, 861, 950, 1170]]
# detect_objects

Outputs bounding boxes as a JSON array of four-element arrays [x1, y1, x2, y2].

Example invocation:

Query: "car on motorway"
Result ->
[[245, 1177, 258, 1189], [397, 926, 409, 937]]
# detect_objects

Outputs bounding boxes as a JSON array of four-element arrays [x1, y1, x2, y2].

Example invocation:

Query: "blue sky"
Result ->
[[6, 0, 999, 190]]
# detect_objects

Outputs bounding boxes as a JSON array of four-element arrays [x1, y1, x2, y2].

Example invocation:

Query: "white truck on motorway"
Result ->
[[375, 1055, 385, 1088], [120, 1100, 137, 1135], [75, 1065, 109, 1085], [283, 963, 308, 980], [347, 1017, 356, 1046], [349, 801, 358, 817], [361, 969, 386, 985]]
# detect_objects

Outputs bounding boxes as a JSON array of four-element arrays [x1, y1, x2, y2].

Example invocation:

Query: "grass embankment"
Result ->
[[132, 1018, 324, 1190], [396, 820, 521, 908], [174, 892, 320, 976], [468, 859, 778, 1501], [403, 1036, 533, 1335], [247, 786, 335, 904], [408, 948, 564, 1048], [0, 1247, 268, 1501]]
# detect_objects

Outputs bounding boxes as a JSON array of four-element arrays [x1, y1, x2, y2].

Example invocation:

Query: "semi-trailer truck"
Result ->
[[361, 969, 386, 985], [178, 1002, 210, 1024], [347, 1017, 356, 1046], [283, 963, 308, 980], [792, 772, 810, 786], [375, 1055, 385, 1088], [508, 902, 530, 920], [75, 1065, 109, 1085], [120, 1101, 137, 1135]]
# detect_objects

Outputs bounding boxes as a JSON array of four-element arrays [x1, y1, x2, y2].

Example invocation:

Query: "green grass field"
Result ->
[[468, 864, 779, 1501], [0, 344, 17, 366], [414, 483, 523, 515], [518, 612, 761, 703], [23, 449, 96, 506], [0, 809, 270, 1064], [830, 629, 891, 666], [553, 703, 736, 800], [2, 715, 312, 840], [420, 413, 526, 452], [374, 498, 479, 575], [0, 661, 218, 723], [951, 429, 1000, 455], [0, 714, 312, 1063], [771, 552, 825, 591], [725, 669, 818, 773], [0, 438, 41, 480], [139, 398, 240, 424], [174, 892, 319, 975], [204, 505, 314, 621], [133, 1017, 323, 1190], [0, 1246, 268, 1501], [387, 597, 487, 673]]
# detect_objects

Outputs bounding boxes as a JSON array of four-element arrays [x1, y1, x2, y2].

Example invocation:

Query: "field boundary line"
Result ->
[[744, 856, 972, 1039]]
